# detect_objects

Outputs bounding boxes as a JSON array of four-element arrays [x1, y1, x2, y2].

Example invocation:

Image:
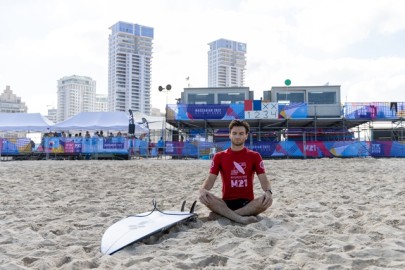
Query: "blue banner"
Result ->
[[168, 104, 245, 120], [2, 137, 405, 158]]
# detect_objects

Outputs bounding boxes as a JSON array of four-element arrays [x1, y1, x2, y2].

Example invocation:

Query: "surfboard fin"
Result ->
[[189, 201, 197, 213], [152, 199, 157, 209], [181, 200, 186, 212]]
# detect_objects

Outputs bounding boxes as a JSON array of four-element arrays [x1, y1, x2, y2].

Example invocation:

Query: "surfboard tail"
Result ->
[[180, 200, 197, 213]]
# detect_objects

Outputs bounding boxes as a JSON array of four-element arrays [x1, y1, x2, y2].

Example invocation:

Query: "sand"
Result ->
[[0, 158, 404, 270]]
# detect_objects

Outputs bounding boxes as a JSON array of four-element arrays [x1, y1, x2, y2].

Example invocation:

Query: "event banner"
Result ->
[[166, 102, 404, 121], [61, 138, 83, 153], [167, 104, 244, 120], [44, 137, 128, 154], [158, 140, 405, 158], [2, 138, 405, 158], [278, 103, 308, 119], [0, 138, 31, 154], [167, 102, 308, 120], [344, 102, 405, 119]]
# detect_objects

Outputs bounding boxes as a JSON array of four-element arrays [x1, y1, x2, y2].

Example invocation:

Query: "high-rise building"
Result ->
[[57, 75, 96, 122], [95, 94, 108, 112], [208, 39, 247, 87], [108, 21, 154, 115], [45, 107, 57, 123], [0, 85, 27, 113]]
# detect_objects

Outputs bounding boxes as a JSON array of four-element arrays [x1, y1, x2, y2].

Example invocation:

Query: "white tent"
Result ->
[[52, 112, 148, 135], [0, 113, 53, 132]]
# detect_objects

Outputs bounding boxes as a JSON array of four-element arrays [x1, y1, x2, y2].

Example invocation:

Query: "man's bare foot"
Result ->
[[207, 212, 258, 225]]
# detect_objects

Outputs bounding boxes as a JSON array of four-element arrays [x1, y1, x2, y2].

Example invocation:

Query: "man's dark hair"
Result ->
[[229, 120, 250, 133]]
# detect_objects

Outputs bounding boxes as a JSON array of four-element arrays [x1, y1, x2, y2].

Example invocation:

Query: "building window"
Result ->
[[188, 93, 215, 104], [308, 92, 336, 104], [218, 93, 244, 104], [276, 92, 305, 103]]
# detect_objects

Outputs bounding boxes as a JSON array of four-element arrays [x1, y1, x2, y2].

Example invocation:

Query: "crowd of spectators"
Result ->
[[42, 130, 126, 138]]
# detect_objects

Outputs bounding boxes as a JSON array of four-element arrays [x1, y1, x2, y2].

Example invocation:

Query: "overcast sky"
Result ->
[[1, 0, 405, 115]]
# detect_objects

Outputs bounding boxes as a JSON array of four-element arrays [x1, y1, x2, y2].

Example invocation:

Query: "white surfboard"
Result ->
[[101, 201, 197, 255]]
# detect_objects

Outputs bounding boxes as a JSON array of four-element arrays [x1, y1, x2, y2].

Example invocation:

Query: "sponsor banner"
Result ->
[[2, 138, 405, 158], [168, 104, 245, 120], [279, 103, 308, 119]]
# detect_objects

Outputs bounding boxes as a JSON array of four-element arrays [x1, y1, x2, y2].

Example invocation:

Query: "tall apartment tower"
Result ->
[[95, 94, 108, 112], [57, 75, 96, 122], [45, 108, 57, 123], [208, 39, 247, 87], [108, 21, 154, 115]]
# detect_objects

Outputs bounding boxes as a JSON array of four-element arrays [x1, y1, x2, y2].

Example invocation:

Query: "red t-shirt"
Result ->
[[209, 147, 266, 201]]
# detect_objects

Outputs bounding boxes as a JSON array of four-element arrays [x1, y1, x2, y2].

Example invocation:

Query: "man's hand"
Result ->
[[262, 191, 273, 208], [199, 188, 211, 205]]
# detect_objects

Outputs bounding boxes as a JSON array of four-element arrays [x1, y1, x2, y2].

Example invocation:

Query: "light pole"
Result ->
[[158, 84, 172, 158], [284, 79, 291, 158]]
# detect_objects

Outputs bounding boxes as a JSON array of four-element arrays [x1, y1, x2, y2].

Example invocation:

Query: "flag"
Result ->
[[253, 100, 262, 111], [244, 100, 253, 111]]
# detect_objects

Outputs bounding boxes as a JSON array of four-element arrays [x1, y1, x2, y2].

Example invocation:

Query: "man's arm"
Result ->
[[199, 174, 217, 205], [257, 173, 271, 191], [257, 173, 273, 206], [200, 173, 217, 190]]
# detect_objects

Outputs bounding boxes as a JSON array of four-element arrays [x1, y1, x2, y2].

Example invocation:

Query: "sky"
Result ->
[[1, 0, 405, 116]]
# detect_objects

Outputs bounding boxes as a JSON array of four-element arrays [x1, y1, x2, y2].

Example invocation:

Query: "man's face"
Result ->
[[229, 126, 248, 147]]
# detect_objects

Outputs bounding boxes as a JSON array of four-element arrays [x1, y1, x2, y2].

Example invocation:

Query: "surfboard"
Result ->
[[101, 200, 197, 255]]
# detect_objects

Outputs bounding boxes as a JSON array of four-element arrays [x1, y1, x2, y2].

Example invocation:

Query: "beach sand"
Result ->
[[0, 158, 404, 269]]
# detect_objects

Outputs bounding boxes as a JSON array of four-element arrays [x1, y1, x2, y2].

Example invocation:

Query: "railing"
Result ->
[[1, 102, 404, 160], [344, 102, 405, 119]]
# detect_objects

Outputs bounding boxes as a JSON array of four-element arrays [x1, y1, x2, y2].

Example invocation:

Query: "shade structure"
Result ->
[[53, 112, 148, 136], [0, 113, 53, 132]]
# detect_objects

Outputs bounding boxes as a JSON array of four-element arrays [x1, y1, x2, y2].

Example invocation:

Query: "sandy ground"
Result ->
[[0, 158, 404, 270]]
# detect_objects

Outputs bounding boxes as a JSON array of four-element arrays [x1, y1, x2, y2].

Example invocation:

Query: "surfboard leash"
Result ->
[[127, 199, 158, 217], [155, 200, 197, 216], [127, 199, 197, 218]]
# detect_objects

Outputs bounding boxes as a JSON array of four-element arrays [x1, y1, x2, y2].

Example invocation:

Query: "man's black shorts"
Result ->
[[224, 199, 251, 210]]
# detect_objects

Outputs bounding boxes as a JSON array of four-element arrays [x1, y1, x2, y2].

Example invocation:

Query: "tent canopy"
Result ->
[[0, 113, 53, 132], [53, 112, 148, 135]]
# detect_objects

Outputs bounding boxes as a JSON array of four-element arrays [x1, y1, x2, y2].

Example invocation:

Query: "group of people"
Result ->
[[84, 131, 123, 138], [42, 130, 125, 139]]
